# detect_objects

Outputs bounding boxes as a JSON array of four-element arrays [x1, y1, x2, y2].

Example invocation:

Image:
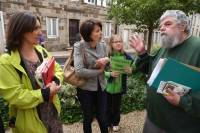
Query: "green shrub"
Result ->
[[0, 97, 9, 128], [59, 84, 82, 124], [121, 72, 146, 113]]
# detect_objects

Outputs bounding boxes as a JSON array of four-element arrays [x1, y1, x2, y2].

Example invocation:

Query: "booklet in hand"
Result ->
[[147, 58, 200, 92], [35, 57, 55, 87], [157, 81, 191, 96], [42, 57, 55, 86], [110, 56, 132, 74]]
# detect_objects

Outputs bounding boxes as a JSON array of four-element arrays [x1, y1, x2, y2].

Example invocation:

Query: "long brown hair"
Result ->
[[108, 34, 124, 57], [6, 11, 40, 51]]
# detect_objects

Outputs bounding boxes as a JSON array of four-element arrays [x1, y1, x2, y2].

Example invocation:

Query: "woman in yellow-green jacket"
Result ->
[[0, 11, 63, 133]]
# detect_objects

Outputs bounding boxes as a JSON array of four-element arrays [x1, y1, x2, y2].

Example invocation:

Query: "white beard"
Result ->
[[160, 32, 181, 48]]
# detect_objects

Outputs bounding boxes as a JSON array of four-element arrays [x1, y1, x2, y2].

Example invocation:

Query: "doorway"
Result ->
[[69, 19, 80, 46]]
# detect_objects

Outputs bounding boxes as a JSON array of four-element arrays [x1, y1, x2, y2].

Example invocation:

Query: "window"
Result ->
[[84, 0, 110, 6], [102, 0, 107, 7], [106, 0, 112, 6], [46, 17, 59, 38], [97, 0, 102, 6], [104, 22, 112, 38], [84, 0, 95, 5]]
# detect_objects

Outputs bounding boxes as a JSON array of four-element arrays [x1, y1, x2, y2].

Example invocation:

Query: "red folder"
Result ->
[[42, 57, 55, 86]]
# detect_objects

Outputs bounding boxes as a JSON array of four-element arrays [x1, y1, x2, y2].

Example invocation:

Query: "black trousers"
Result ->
[[106, 92, 122, 127], [0, 116, 5, 133], [77, 85, 108, 133]]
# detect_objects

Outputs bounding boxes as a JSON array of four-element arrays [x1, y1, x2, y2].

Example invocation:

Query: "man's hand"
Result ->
[[129, 34, 146, 55], [163, 88, 180, 106]]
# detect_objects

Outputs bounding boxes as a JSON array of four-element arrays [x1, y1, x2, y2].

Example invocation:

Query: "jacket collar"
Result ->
[[9, 45, 43, 76]]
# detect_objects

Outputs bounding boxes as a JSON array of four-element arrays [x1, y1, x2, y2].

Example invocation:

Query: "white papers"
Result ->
[[147, 58, 166, 86]]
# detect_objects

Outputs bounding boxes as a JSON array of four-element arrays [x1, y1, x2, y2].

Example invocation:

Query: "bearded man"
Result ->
[[129, 10, 200, 133]]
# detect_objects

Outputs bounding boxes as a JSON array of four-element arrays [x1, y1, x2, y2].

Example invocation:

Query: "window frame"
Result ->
[[104, 22, 112, 38], [46, 17, 59, 38]]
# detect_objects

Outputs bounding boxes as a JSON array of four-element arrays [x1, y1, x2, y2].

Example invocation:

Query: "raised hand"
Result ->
[[129, 34, 146, 55]]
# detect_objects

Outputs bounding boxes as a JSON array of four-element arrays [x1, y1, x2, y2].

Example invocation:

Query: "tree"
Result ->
[[108, 0, 200, 53]]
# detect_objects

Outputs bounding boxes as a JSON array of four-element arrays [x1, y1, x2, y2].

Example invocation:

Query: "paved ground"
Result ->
[[63, 111, 145, 133], [6, 111, 145, 133], [50, 51, 71, 58]]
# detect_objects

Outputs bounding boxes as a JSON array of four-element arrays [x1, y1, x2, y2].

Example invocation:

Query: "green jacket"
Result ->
[[105, 52, 133, 94], [0, 45, 63, 133]]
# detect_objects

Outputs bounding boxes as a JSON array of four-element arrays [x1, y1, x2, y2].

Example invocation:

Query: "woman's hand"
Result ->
[[124, 66, 133, 74], [95, 57, 110, 68], [111, 71, 120, 78], [47, 81, 61, 101], [98, 65, 105, 74], [129, 34, 146, 55]]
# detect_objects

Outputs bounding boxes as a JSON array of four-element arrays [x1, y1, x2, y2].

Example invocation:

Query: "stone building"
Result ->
[[0, 0, 114, 52]]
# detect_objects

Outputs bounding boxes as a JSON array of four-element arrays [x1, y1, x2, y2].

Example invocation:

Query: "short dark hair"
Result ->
[[80, 19, 102, 42], [6, 11, 40, 51]]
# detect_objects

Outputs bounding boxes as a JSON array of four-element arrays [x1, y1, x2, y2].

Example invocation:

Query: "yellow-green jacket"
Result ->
[[0, 45, 63, 133]]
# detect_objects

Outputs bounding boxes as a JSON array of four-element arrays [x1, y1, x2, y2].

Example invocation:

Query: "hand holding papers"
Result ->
[[147, 58, 200, 95], [110, 56, 132, 74], [35, 57, 55, 88], [95, 57, 110, 68], [157, 81, 191, 96]]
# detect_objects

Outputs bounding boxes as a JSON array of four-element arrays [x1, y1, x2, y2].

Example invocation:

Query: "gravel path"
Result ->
[[6, 110, 145, 133], [63, 110, 145, 133]]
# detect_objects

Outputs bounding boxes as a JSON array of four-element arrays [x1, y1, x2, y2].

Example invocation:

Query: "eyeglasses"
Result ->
[[112, 40, 122, 43]]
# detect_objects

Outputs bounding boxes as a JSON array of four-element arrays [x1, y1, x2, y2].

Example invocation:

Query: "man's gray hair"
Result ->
[[160, 10, 191, 34]]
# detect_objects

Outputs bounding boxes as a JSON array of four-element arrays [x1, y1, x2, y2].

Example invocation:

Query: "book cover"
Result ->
[[147, 58, 200, 92], [157, 81, 191, 95], [110, 56, 132, 73], [41, 57, 55, 86]]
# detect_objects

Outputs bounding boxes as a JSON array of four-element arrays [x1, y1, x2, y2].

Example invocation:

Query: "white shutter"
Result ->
[[97, 0, 102, 6], [83, 0, 88, 4], [102, 0, 106, 7]]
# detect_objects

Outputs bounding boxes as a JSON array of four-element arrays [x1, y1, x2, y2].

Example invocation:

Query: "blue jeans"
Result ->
[[77, 86, 108, 133]]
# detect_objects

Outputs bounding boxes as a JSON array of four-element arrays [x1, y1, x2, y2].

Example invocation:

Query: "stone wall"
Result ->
[[0, 0, 113, 51]]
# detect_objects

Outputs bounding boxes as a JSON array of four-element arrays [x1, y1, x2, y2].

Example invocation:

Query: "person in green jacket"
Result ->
[[129, 10, 200, 133], [0, 11, 63, 133], [105, 34, 133, 132]]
